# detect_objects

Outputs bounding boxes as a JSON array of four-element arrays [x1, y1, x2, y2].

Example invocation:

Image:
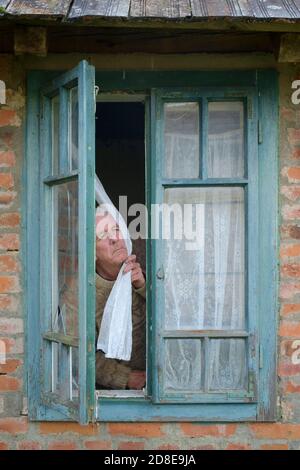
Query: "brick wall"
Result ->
[[1, 54, 300, 450]]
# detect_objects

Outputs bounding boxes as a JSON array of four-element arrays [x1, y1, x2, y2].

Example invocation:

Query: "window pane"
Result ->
[[164, 339, 202, 392], [52, 180, 79, 337], [52, 343, 71, 400], [69, 87, 78, 171], [207, 102, 244, 178], [71, 346, 79, 401], [208, 339, 247, 390], [164, 187, 245, 330], [164, 102, 199, 178], [51, 95, 59, 175]]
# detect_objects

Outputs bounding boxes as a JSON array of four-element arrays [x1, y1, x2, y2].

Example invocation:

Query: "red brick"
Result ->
[[0, 375, 22, 391], [0, 234, 19, 250], [0, 276, 20, 293], [0, 359, 21, 374], [0, 173, 13, 190], [157, 444, 180, 450], [292, 149, 300, 160], [180, 424, 237, 438], [0, 151, 15, 168], [108, 423, 163, 438], [191, 445, 216, 450], [281, 264, 300, 278], [84, 441, 112, 450], [288, 129, 300, 146], [0, 318, 23, 334], [280, 339, 300, 356], [281, 304, 300, 316], [118, 442, 145, 450], [0, 213, 20, 228], [226, 443, 251, 450], [48, 441, 77, 450], [250, 424, 300, 439], [0, 294, 18, 312], [281, 107, 295, 121], [0, 336, 23, 354], [18, 441, 42, 450], [39, 422, 97, 436], [2, 132, 13, 149], [287, 167, 300, 182], [0, 192, 15, 206], [0, 255, 19, 273], [281, 186, 300, 202], [282, 203, 300, 220], [281, 225, 300, 240], [281, 245, 300, 258], [0, 442, 8, 450], [0, 110, 19, 127], [279, 321, 300, 337], [0, 418, 28, 434], [283, 381, 300, 393], [280, 282, 300, 299], [279, 362, 300, 376], [260, 444, 289, 450]]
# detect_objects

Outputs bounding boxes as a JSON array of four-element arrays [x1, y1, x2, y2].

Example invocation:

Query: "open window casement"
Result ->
[[36, 61, 95, 423]]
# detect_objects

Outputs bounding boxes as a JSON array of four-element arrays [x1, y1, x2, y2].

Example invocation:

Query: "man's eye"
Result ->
[[97, 232, 108, 240]]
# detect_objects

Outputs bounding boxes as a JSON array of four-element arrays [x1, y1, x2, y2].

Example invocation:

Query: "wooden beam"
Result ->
[[14, 25, 47, 56], [7, 0, 71, 16], [278, 33, 300, 61]]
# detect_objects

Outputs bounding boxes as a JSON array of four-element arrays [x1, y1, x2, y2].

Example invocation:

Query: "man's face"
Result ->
[[96, 212, 128, 269]]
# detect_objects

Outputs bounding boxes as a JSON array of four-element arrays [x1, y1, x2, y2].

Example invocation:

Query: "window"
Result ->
[[26, 64, 278, 423]]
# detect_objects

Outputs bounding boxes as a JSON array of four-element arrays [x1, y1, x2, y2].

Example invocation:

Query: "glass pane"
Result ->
[[69, 87, 78, 171], [208, 339, 247, 390], [52, 95, 60, 175], [52, 343, 71, 400], [52, 180, 79, 337], [164, 102, 199, 178], [164, 339, 202, 392], [164, 187, 245, 330], [207, 102, 244, 178], [71, 346, 79, 401]]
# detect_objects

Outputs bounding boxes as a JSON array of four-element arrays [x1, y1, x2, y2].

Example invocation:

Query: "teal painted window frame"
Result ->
[[26, 69, 278, 422], [151, 89, 258, 405], [26, 61, 95, 424]]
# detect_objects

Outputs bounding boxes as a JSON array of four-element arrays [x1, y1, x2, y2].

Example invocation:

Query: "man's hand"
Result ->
[[127, 370, 146, 390], [123, 254, 145, 289]]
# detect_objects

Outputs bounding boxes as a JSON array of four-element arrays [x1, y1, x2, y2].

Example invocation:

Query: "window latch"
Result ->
[[94, 85, 99, 114], [156, 266, 164, 280]]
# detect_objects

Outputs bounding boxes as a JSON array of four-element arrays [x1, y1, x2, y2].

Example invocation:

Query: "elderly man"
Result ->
[[95, 211, 146, 390]]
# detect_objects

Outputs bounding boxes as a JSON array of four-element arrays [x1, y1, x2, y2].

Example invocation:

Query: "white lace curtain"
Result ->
[[164, 124, 246, 392]]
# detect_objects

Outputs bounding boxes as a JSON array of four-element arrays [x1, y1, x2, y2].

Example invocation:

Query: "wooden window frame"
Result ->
[[26, 69, 278, 422]]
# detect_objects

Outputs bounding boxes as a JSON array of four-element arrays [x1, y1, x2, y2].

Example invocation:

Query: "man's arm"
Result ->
[[96, 350, 131, 390]]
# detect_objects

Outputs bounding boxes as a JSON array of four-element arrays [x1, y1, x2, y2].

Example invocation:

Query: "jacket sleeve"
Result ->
[[96, 350, 131, 390], [133, 282, 146, 300]]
